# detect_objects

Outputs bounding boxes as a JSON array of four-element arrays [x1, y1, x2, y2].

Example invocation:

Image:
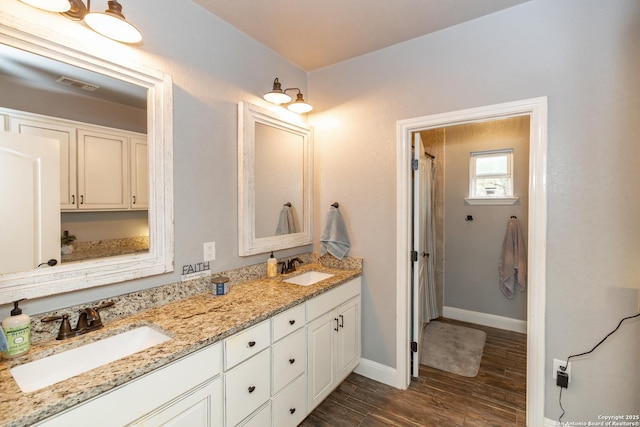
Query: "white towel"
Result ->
[[275, 205, 297, 235], [499, 218, 527, 299], [320, 206, 351, 260]]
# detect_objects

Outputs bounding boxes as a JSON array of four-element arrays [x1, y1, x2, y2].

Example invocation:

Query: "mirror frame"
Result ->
[[0, 21, 174, 304], [238, 102, 313, 256]]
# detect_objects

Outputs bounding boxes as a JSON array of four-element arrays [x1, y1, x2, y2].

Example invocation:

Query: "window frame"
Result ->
[[465, 148, 519, 205]]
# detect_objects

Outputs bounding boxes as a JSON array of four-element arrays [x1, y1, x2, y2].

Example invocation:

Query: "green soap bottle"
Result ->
[[2, 299, 31, 359]]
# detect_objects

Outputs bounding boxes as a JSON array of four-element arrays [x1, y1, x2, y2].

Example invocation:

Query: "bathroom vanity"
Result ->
[[0, 263, 361, 427]]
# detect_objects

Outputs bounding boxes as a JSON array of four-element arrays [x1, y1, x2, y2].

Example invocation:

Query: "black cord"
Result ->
[[558, 312, 640, 425]]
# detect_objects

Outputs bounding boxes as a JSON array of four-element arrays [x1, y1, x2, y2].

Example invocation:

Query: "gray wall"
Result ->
[[444, 117, 529, 321], [310, 0, 640, 420]]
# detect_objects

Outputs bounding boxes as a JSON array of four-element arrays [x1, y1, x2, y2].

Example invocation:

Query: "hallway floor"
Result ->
[[299, 318, 527, 426]]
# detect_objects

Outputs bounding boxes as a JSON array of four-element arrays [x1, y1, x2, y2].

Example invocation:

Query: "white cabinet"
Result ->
[[35, 343, 223, 427], [77, 128, 129, 210], [2, 107, 147, 211], [34, 276, 361, 427], [306, 277, 361, 412], [130, 137, 148, 209], [9, 116, 77, 209]]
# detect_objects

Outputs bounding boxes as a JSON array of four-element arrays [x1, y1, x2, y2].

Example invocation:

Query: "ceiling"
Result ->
[[194, 0, 530, 71]]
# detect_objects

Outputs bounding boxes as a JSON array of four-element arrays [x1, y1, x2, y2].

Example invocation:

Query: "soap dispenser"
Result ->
[[2, 299, 31, 359], [267, 251, 278, 278]]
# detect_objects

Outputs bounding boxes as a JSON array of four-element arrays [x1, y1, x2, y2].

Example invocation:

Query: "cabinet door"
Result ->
[[336, 296, 361, 383], [128, 378, 222, 427], [306, 310, 337, 412], [77, 129, 128, 210], [130, 137, 148, 209], [9, 117, 77, 209]]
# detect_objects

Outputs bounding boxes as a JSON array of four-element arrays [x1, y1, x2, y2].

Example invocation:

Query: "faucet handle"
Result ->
[[42, 313, 75, 340], [94, 301, 115, 311]]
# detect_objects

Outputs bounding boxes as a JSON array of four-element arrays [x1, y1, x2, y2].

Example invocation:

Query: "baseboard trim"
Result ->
[[442, 306, 527, 334], [354, 358, 399, 388]]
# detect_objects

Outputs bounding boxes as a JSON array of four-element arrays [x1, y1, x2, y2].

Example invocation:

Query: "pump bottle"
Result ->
[[2, 299, 31, 359]]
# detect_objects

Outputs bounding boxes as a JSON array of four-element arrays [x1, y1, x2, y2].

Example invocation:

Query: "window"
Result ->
[[469, 149, 514, 200]]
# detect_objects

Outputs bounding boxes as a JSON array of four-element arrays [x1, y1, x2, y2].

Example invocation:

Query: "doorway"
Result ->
[[396, 97, 547, 426]]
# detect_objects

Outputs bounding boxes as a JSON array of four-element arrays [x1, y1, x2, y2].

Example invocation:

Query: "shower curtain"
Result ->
[[423, 157, 439, 322]]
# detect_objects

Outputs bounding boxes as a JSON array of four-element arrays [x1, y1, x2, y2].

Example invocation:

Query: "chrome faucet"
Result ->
[[282, 257, 303, 274]]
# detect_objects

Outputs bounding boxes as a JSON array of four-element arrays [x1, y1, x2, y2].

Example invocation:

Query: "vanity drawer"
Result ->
[[272, 303, 305, 342], [224, 320, 270, 370], [272, 328, 306, 394], [225, 349, 271, 427], [238, 402, 271, 427], [272, 374, 307, 427]]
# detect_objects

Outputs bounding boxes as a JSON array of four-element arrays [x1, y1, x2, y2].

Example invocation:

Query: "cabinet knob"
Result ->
[[80, 195, 84, 204], [334, 318, 339, 331], [289, 358, 295, 364], [289, 408, 296, 415], [248, 340, 256, 347], [248, 386, 256, 393], [339, 314, 344, 328], [71, 195, 75, 204], [289, 319, 295, 325], [132, 195, 136, 204]]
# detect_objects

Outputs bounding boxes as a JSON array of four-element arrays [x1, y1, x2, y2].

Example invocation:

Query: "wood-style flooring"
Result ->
[[299, 318, 527, 427]]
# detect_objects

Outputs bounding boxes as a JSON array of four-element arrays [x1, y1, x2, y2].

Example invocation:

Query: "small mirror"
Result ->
[[0, 23, 173, 304], [238, 102, 313, 256]]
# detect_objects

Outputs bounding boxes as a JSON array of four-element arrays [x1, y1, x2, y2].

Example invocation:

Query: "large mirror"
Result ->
[[0, 22, 174, 304], [238, 102, 313, 256]]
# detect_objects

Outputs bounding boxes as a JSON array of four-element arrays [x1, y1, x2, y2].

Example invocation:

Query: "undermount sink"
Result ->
[[10, 325, 171, 393], [283, 271, 334, 286]]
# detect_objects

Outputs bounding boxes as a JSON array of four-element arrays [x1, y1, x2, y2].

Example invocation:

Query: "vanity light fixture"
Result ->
[[263, 78, 313, 114], [18, 0, 142, 44]]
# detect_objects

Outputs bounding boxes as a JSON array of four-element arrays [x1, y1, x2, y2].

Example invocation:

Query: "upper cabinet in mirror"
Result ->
[[238, 102, 313, 256], [0, 22, 174, 304]]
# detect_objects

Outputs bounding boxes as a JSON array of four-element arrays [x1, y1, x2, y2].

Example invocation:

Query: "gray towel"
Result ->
[[275, 205, 297, 235], [320, 206, 351, 260], [499, 218, 527, 299]]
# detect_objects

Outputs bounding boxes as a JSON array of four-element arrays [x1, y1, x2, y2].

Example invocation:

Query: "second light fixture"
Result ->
[[263, 78, 313, 114]]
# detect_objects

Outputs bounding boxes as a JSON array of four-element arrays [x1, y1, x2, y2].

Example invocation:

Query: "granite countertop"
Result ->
[[0, 262, 361, 427]]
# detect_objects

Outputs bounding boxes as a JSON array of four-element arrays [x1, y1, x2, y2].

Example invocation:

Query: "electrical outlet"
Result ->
[[553, 358, 572, 383], [203, 242, 216, 261]]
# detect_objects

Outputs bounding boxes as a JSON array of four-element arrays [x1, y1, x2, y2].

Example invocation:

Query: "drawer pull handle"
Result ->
[[289, 320, 295, 325], [339, 314, 344, 328], [248, 386, 256, 393], [248, 341, 256, 347], [290, 408, 296, 415], [334, 318, 339, 331], [289, 358, 295, 364]]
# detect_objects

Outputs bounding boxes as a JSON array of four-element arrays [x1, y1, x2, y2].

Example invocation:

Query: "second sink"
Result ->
[[283, 271, 334, 286], [10, 325, 171, 393]]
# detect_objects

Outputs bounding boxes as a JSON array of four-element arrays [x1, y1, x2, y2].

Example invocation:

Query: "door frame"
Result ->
[[395, 97, 547, 426]]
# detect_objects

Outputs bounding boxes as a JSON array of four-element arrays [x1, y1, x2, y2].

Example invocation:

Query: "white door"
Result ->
[[0, 132, 60, 274], [411, 132, 428, 377]]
